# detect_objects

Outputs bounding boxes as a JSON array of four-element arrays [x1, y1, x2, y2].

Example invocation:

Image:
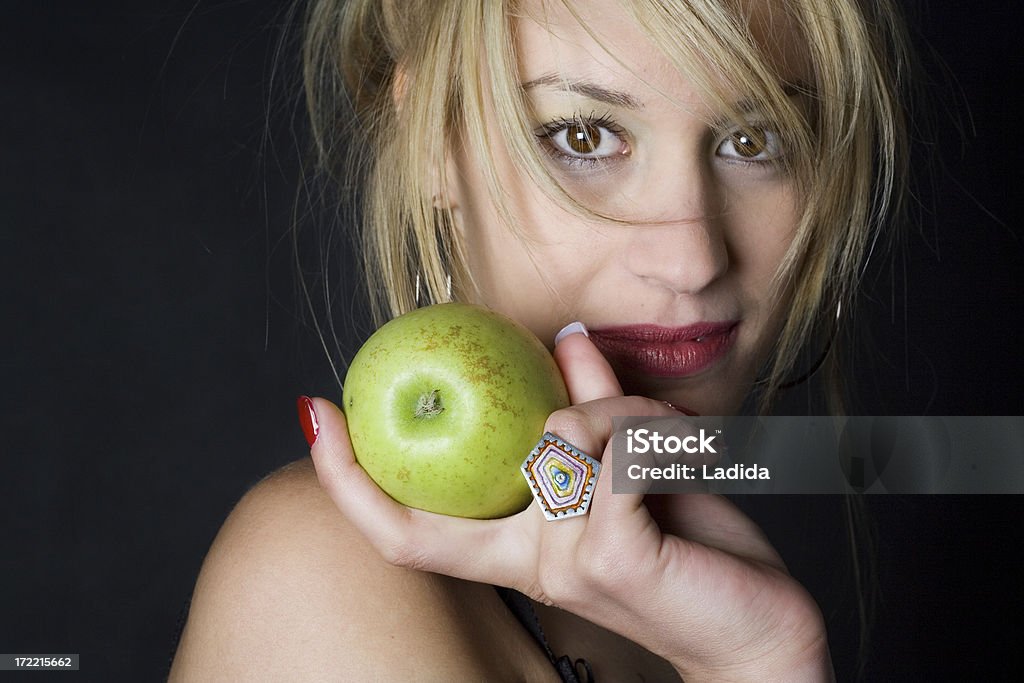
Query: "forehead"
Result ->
[[514, 0, 810, 99]]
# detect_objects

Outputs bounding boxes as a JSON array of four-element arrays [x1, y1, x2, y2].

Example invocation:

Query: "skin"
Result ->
[[171, 1, 834, 680], [452, 0, 812, 416]]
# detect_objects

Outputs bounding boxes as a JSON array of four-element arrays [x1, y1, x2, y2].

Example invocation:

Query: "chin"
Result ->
[[615, 369, 748, 417]]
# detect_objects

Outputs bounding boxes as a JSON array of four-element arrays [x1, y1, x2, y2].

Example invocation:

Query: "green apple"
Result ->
[[342, 303, 570, 518]]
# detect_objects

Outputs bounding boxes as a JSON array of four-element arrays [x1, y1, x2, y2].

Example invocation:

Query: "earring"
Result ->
[[417, 195, 456, 308], [414, 271, 453, 307], [776, 300, 842, 390]]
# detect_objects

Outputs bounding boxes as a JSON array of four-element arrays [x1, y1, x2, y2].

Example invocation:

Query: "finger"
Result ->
[[308, 397, 534, 585], [543, 396, 680, 462], [308, 397, 411, 538], [525, 397, 677, 543], [586, 438, 649, 525], [533, 400, 680, 534], [552, 324, 622, 404], [644, 494, 788, 571], [588, 416, 710, 526], [539, 399, 681, 533]]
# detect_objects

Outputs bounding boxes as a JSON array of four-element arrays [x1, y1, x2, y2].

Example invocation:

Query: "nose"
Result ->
[[624, 171, 729, 295]]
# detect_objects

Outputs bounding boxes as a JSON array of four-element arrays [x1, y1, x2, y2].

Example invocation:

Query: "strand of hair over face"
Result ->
[[303, 0, 912, 414]]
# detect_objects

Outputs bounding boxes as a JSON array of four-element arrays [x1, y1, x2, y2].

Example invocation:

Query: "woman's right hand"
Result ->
[[309, 330, 833, 681]]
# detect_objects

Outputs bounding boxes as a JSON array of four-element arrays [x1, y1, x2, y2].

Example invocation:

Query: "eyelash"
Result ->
[[533, 112, 785, 170], [716, 127, 785, 167], [534, 113, 628, 169]]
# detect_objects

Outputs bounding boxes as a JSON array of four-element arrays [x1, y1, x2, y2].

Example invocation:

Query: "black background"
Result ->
[[1, 1, 1021, 681]]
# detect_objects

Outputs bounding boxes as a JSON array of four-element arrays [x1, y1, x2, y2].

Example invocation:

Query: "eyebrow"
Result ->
[[732, 81, 814, 114], [521, 74, 813, 114], [520, 73, 644, 110]]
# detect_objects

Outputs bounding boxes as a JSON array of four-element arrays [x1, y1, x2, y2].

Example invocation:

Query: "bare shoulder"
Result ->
[[169, 457, 556, 682]]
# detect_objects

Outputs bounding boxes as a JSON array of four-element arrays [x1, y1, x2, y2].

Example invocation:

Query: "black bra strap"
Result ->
[[495, 587, 594, 682]]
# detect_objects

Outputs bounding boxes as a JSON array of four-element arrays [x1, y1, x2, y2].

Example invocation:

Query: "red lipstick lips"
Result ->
[[588, 322, 738, 378]]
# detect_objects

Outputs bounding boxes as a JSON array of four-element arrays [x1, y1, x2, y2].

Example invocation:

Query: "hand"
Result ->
[[309, 332, 833, 681]]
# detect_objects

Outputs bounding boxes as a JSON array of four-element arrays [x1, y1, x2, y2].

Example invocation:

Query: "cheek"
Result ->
[[728, 182, 800, 285], [456, 176, 602, 339], [724, 183, 801, 353]]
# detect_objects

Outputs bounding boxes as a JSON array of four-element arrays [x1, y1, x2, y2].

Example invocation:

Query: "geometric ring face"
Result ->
[[521, 432, 601, 521]]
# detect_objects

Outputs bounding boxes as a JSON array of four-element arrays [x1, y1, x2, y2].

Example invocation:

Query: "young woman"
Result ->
[[171, 0, 911, 679]]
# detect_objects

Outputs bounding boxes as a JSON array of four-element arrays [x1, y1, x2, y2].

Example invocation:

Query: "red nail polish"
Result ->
[[297, 396, 319, 446], [663, 401, 699, 417]]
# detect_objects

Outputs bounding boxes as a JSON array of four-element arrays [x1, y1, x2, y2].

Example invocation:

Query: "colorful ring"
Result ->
[[521, 432, 600, 521]]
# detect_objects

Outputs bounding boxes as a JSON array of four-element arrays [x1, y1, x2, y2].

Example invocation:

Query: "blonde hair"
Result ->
[[303, 0, 912, 411]]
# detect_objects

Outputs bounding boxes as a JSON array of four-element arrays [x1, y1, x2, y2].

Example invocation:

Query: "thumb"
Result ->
[[553, 322, 623, 404]]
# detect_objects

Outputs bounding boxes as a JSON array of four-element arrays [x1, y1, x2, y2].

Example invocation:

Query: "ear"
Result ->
[[393, 64, 464, 224], [431, 152, 463, 214], [391, 63, 409, 111], [429, 113, 464, 221]]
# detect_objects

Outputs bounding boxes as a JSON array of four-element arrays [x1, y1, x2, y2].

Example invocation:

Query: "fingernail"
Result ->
[[663, 401, 699, 417], [297, 396, 319, 446], [554, 321, 589, 346]]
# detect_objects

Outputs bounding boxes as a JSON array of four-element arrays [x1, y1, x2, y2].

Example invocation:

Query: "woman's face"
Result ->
[[447, 0, 811, 415]]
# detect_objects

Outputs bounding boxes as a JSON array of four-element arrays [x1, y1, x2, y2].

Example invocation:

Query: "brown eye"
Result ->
[[566, 121, 602, 154], [730, 129, 767, 158], [716, 127, 781, 163], [536, 115, 628, 166]]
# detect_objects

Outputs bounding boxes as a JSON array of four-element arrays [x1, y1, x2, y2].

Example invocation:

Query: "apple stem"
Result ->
[[414, 389, 444, 419]]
